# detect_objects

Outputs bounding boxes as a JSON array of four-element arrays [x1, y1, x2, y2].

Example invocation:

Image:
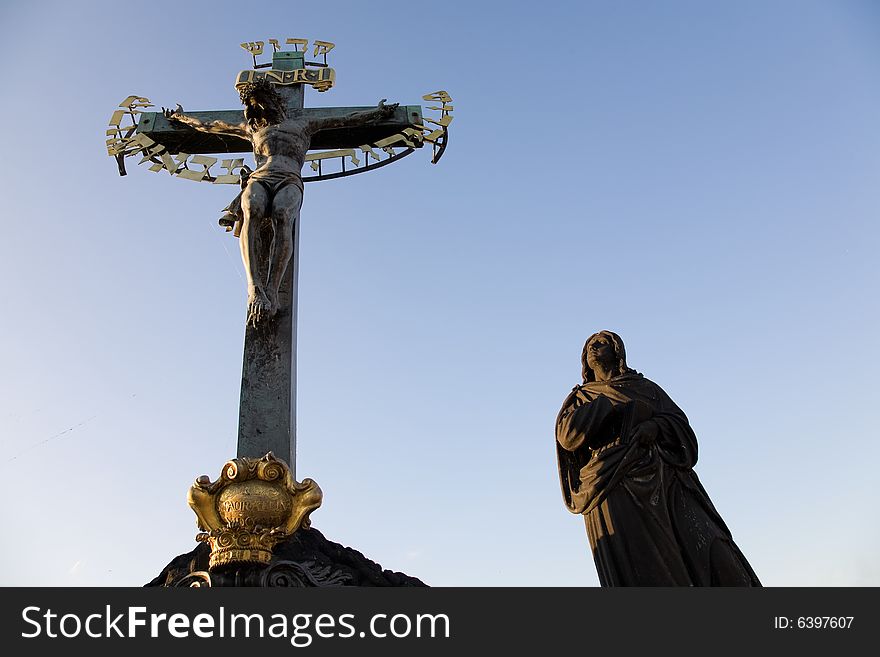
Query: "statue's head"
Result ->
[[581, 330, 632, 382], [239, 77, 287, 129]]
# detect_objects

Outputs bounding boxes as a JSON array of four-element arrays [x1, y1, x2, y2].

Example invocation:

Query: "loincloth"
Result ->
[[218, 167, 303, 234], [247, 168, 304, 196]]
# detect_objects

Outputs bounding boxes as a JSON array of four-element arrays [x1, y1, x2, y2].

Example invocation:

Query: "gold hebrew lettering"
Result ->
[[177, 154, 218, 181], [149, 152, 187, 175], [106, 131, 123, 149], [374, 133, 417, 149], [126, 133, 162, 161], [372, 134, 401, 148], [109, 109, 127, 127], [119, 95, 153, 110], [402, 127, 424, 139], [241, 41, 265, 56], [148, 153, 172, 173], [106, 131, 138, 156], [415, 89, 454, 152], [106, 137, 127, 156], [312, 40, 335, 57], [422, 129, 445, 144], [423, 114, 453, 127], [359, 145, 382, 162], [422, 90, 452, 103], [213, 158, 246, 184], [127, 132, 154, 148], [304, 149, 360, 167], [285, 38, 308, 51], [105, 114, 132, 152], [268, 38, 281, 51], [107, 97, 151, 157]]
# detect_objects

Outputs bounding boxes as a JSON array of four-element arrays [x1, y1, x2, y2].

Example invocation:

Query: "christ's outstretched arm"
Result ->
[[162, 104, 250, 140], [307, 99, 399, 131]]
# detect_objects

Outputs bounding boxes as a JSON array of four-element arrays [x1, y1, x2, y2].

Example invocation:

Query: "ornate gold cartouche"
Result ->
[[187, 453, 322, 570]]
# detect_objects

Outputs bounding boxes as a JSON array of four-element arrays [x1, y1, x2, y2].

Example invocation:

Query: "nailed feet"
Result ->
[[247, 289, 274, 327]]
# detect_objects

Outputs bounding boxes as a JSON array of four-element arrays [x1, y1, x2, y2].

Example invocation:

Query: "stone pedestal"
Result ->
[[147, 527, 426, 587]]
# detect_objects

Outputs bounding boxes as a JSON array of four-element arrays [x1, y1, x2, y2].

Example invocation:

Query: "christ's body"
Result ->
[[165, 79, 396, 325]]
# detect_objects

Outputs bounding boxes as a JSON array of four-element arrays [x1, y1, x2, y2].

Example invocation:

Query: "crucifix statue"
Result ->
[[107, 38, 451, 581], [106, 40, 453, 478], [163, 84, 398, 326]]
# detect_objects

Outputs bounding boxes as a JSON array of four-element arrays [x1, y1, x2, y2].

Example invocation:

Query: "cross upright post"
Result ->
[[236, 49, 305, 475]]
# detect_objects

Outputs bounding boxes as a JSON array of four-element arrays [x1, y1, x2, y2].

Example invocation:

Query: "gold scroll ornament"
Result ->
[[188, 453, 322, 570]]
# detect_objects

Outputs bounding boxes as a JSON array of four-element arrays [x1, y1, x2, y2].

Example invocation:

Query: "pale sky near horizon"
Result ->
[[1, 0, 878, 586]]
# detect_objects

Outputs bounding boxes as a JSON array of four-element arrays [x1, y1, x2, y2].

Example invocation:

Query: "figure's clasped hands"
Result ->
[[631, 419, 659, 446]]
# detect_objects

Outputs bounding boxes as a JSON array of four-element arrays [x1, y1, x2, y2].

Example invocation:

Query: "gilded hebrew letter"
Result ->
[[423, 114, 453, 127], [177, 155, 218, 182], [312, 40, 335, 57], [213, 158, 247, 185], [304, 149, 360, 168], [359, 145, 382, 163], [422, 90, 453, 104], [108, 109, 127, 128], [118, 96, 153, 110], [240, 41, 265, 56], [149, 152, 189, 175], [285, 38, 308, 51]]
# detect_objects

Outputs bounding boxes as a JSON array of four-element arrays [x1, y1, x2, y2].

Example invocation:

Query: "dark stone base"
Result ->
[[146, 526, 427, 587]]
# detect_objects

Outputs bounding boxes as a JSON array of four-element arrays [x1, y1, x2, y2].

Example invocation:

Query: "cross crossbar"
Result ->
[[136, 106, 424, 155]]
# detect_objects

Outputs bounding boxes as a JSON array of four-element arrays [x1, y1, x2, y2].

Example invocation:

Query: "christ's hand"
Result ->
[[162, 104, 184, 120], [378, 99, 399, 116]]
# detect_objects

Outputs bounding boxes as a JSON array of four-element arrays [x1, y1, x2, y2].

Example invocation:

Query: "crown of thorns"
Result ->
[[238, 77, 279, 104]]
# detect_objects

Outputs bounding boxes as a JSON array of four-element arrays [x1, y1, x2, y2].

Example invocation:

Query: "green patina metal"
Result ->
[[136, 106, 423, 155]]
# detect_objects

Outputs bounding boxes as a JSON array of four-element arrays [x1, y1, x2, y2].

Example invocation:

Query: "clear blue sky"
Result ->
[[1, 0, 878, 586]]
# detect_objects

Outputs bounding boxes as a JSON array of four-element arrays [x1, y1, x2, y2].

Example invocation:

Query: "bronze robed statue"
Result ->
[[555, 331, 761, 586]]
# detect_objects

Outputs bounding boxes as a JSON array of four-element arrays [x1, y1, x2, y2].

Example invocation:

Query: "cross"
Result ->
[[134, 48, 425, 478]]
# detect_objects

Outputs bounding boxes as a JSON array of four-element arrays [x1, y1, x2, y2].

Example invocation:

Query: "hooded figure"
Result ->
[[555, 331, 760, 586]]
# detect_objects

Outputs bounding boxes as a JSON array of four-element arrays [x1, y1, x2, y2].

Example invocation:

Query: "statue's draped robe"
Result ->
[[556, 373, 760, 586]]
